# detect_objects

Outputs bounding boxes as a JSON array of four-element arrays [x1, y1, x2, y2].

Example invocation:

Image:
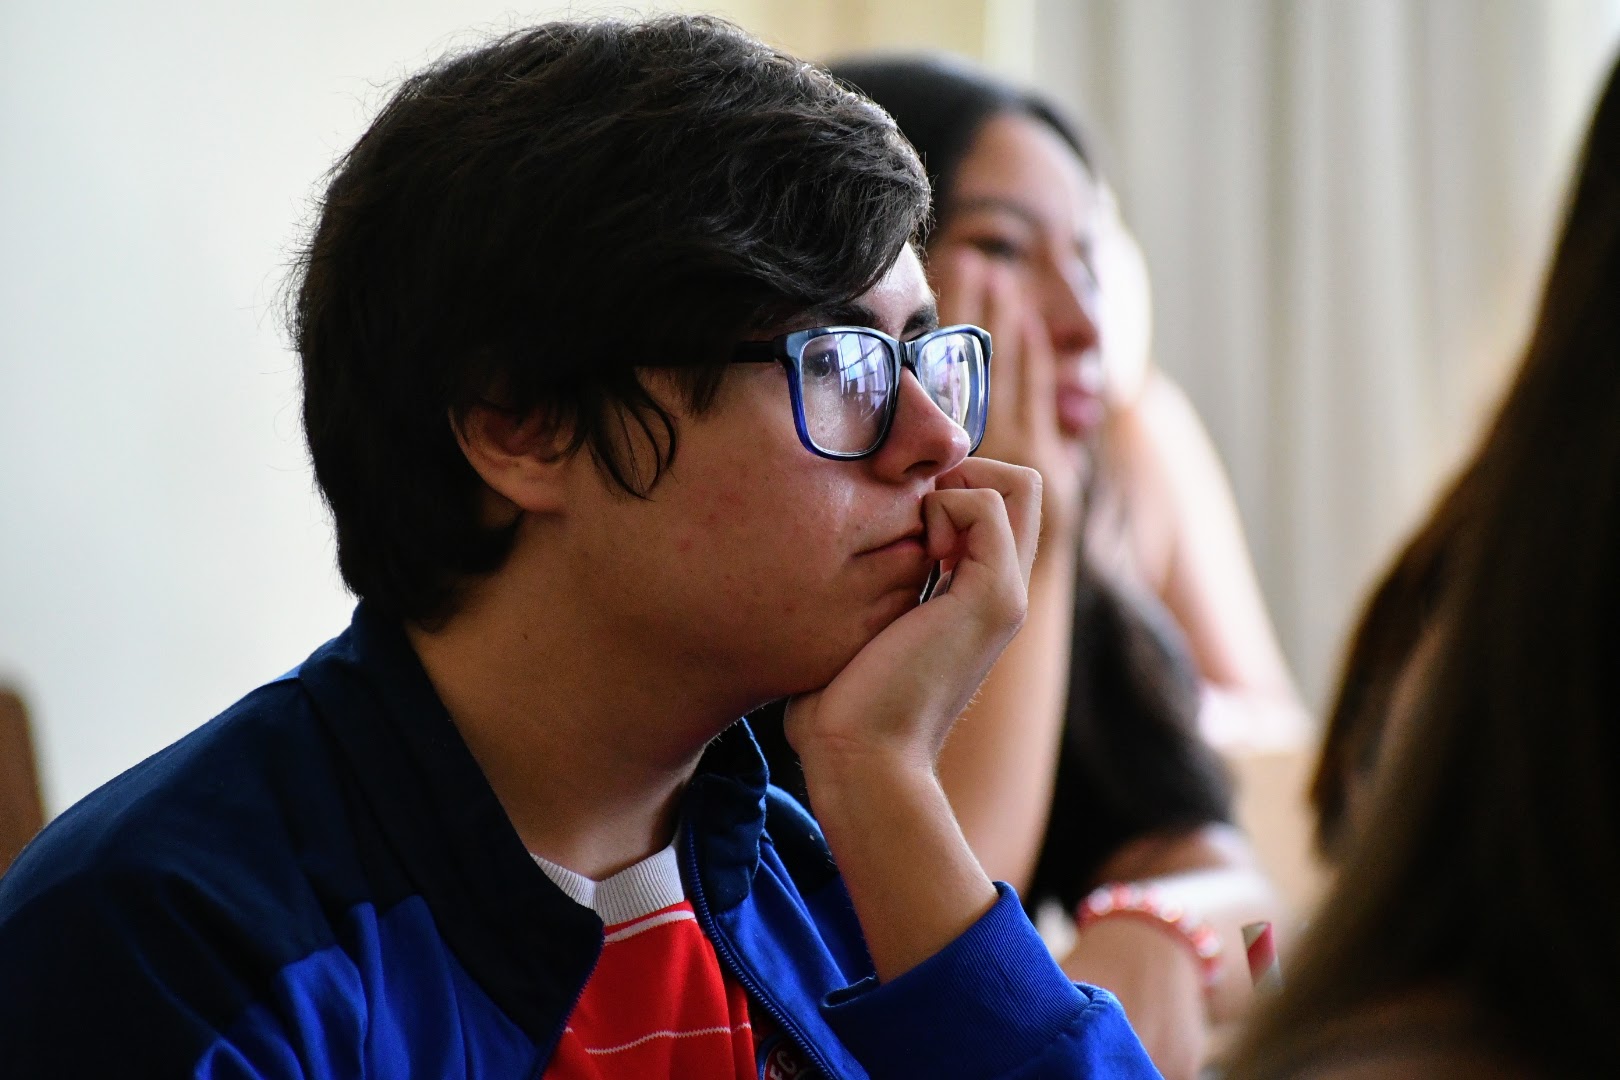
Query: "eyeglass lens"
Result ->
[[915, 333, 981, 430], [797, 330, 984, 456], [799, 333, 893, 455]]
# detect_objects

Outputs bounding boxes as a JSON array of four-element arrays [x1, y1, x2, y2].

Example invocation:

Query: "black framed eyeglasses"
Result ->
[[732, 324, 992, 460]]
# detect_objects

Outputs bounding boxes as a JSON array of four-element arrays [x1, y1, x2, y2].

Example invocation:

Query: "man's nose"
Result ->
[[868, 370, 972, 481]]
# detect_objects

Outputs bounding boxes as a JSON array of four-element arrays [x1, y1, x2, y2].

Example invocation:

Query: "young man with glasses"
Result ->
[[0, 17, 1157, 1079]]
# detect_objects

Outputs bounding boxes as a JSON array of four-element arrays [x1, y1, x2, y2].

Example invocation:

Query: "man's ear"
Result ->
[[452, 404, 574, 516]]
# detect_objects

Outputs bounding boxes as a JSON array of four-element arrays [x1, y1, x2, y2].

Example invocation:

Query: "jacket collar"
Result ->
[[680, 719, 769, 912], [296, 603, 773, 1030]]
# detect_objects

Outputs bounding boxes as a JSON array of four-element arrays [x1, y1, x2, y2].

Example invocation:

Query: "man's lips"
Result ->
[[859, 529, 927, 558]]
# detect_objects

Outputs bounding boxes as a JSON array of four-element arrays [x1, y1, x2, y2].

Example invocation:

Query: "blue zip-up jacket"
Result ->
[[0, 605, 1159, 1078]]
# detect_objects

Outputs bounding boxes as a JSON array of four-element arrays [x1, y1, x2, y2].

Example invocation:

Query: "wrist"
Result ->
[[799, 748, 939, 821], [1076, 882, 1224, 991], [803, 754, 996, 982]]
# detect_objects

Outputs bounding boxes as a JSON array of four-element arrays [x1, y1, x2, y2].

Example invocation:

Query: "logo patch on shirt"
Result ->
[[756, 1033, 824, 1080]]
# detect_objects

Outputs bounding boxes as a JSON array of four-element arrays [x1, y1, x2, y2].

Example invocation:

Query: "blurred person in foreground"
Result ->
[[756, 55, 1293, 1079], [0, 18, 1162, 1078], [1308, 463, 1475, 863], [1226, 50, 1620, 1080]]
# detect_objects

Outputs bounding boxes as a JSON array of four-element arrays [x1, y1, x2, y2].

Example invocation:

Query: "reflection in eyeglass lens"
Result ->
[[802, 333, 892, 453], [920, 334, 975, 426]]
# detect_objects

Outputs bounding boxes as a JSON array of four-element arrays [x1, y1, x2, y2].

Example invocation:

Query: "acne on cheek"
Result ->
[[672, 483, 750, 558], [696, 487, 748, 532]]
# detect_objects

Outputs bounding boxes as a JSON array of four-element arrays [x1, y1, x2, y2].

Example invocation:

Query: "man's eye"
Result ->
[[801, 342, 838, 378]]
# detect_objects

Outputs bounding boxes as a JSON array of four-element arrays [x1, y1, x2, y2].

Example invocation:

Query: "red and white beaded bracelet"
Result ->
[[1075, 882, 1224, 990]]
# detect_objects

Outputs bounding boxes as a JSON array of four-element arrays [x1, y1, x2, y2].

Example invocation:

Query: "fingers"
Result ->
[[923, 488, 1020, 629], [931, 249, 1022, 448], [983, 266, 1025, 446], [933, 249, 1065, 466], [1018, 302, 1058, 442], [932, 457, 1043, 588]]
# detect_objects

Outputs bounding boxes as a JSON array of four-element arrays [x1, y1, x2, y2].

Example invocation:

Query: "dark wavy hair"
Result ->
[[291, 16, 929, 623]]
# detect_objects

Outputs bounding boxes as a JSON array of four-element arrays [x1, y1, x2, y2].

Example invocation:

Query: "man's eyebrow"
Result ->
[[903, 303, 940, 337], [798, 300, 880, 329], [796, 300, 939, 337]]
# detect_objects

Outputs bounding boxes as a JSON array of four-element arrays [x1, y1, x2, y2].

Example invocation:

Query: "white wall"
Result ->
[[0, 2, 679, 811]]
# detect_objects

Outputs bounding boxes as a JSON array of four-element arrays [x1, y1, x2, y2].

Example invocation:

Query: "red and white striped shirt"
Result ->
[[534, 845, 757, 1079]]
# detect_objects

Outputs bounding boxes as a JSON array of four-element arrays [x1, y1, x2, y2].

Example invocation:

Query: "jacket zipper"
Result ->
[[529, 931, 603, 1080], [683, 833, 845, 1080]]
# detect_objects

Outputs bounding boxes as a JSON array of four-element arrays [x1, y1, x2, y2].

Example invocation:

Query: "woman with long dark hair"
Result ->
[[755, 55, 1293, 1078], [1227, 51, 1620, 1080], [1308, 462, 1475, 862]]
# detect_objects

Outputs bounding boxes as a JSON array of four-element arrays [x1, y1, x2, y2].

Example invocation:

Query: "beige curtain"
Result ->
[[1024, 0, 1620, 705]]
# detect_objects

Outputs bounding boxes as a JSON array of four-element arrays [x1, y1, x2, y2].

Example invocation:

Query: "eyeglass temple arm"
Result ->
[[730, 341, 782, 364]]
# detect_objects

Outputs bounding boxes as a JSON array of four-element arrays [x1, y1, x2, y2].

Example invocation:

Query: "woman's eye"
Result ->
[[968, 236, 1026, 262]]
